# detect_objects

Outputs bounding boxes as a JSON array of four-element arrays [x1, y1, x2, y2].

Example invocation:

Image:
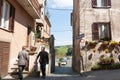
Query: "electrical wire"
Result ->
[[46, 7, 73, 11], [51, 30, 72, 32]]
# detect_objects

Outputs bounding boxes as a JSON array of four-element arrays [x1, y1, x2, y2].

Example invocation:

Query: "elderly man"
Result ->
[[18, 46, 29, 80], [35, 47, 49, 79]]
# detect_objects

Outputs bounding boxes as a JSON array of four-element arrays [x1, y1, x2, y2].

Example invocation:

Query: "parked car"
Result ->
[[61, 59, 67, 65]]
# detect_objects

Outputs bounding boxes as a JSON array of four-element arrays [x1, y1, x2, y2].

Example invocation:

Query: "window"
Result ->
[[97, 0, 104, 7], [0, 0, 15, 32], [92, 0, 111, 8], [1, 0, 10, 30], [92, 22, 111, 41]]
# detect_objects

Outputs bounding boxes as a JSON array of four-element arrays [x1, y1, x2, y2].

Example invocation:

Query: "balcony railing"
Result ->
[[30, 0, 42, 16], [17, 0, 42, 18]]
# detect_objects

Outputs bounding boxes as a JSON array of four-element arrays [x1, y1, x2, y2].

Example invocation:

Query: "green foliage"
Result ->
[[109, 41, 118, 45], [91, 62, 120, 70], [55, 45, 72, 58], [59, 58, 63, 61], [35, 27, 41, 39], [91, 64, 101, 70], [100, 37, 111, 41], [66, 48, 72, 56], [99, 55, 114, 64]]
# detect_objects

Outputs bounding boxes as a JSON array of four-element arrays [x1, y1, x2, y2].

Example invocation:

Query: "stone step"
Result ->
[[10, 67, 29, 75], [1, 74, 18, 80], [10, 70, 29, 75], [13, 63, 18, 65], [2, 72, 29, 80], [11, 67, 18, 69]]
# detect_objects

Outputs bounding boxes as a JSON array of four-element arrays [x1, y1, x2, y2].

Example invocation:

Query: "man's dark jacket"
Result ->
[[36, 51, 49, 67]]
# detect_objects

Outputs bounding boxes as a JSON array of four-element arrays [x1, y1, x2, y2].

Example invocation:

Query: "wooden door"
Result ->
[[0, 41, 10, 78]]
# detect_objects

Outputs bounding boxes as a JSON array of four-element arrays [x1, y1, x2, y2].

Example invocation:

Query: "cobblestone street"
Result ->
[[3, 67, 120, 80], [24, 67, 120, 80], [2, 56, 120, 80], [24, 65, 83, 80]]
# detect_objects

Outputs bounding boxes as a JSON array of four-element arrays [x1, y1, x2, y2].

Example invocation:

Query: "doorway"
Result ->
[[0, 41, 10, 78]]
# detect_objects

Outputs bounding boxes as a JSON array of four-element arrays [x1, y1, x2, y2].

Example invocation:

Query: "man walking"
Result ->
[[18, 46, 29, 80], [35, 46, 49, 79]]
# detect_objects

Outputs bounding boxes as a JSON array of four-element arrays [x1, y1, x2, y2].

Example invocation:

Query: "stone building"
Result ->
[[71, 0, 120, 73]]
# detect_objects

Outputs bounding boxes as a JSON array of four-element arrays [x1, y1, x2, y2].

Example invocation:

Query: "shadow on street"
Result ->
[[23, 65, 83, 80]]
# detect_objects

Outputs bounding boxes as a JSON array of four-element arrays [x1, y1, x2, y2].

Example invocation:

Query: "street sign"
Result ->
[[76, 34, 85, 39]]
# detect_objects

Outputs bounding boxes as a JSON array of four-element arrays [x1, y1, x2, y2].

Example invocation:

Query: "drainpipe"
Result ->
[[78, 0, 81, 74]]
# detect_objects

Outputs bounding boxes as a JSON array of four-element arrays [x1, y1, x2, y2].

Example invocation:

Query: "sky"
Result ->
[[47, 0, 73, 46]]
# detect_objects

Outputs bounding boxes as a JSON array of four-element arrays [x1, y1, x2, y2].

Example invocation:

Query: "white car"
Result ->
[[61, 60, 67, 65]]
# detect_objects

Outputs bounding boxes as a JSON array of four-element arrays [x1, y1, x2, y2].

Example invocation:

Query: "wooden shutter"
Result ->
[[92, 0, 97, 8], [104, 0, 107, 6], [9, 4, 15, 32], [104, 0, 111, 7], [108, 22, 111, 40], [92, 23, 99, 40], [108, 0, 111, 7], [0, 0, 3, 25]]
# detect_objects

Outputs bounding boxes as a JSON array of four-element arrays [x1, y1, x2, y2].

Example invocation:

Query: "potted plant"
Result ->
[[29, 46, 37, 55], [108, 41, 118, 51]]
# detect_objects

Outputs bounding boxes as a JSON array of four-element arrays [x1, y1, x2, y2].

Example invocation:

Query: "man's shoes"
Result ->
[[41, 76, 45, 79]]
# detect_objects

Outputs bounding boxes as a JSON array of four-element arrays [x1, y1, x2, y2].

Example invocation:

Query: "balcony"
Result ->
[[17, 0, 42, 19]]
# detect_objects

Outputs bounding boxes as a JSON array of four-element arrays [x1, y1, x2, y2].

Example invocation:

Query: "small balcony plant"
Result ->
[[30, 46, 37, 51], [29, 46, 37, 55]]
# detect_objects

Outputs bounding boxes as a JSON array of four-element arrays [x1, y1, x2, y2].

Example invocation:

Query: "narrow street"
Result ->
[[24, 66, 82, 80], [24, 68, 120, 80], [24, 57, 83, 80], [24, 57, 120, 80], [2, 57, 120, 80]]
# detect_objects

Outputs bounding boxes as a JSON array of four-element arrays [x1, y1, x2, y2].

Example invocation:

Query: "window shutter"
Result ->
[[108, 0, 111, 6], [104, 0, 107, 6], [0, 0, 3, 25], [104, 0, 111, 7], [9, 5, 15, 32], [108, 22, 111, 40], [92, 0, 97, 8], [92, 23, 99, 40]]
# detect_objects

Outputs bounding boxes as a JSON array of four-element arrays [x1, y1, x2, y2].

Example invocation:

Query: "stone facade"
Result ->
[[79, 0, 120, 41], [72, 0, 120, 73]]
